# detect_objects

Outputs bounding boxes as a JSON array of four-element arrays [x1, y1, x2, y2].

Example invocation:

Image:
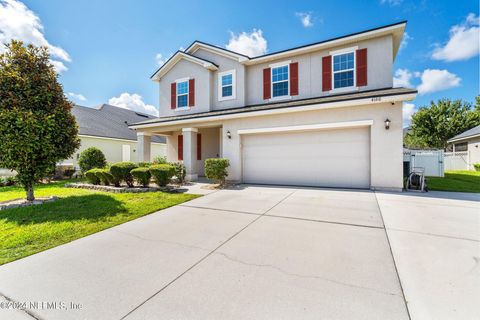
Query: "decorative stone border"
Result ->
[[65, 183, 174, 193], [0, 196, 59, 211]]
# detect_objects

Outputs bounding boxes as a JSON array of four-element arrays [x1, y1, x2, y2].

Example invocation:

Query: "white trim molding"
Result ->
[[182, 127, 198, 133], [448, 133, 480, 143], [218, 69, 236, 101], [237, 120, 374, 135], [137, 132, 152, 136], [329, 46, 358, 56], [79, 134, 166, 144]]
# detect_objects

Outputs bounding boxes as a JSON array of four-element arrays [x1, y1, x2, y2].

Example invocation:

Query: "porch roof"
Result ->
[[129, 87, 417, 129]]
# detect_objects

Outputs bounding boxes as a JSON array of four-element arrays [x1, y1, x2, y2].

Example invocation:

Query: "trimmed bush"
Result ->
[[137, 162, 152, 168], [85, 168, 102, 185], [152, 155, 167, 164], [131, 167, 151, 187], [474, 163, 480, 171], [78, 147, 107, 173], [110, 162, 138, 187], [5, 176, 16, 186], [205, 158, 230, 185], [170, 162, 186, 184], [149, 164, 175, 187], [94, 168, 113, 186]]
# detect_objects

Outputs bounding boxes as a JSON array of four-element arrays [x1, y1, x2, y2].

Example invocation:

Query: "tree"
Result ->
[[78, 147, 107, 173], [404, 98, 480, 150], [0, 41, 80, 200]]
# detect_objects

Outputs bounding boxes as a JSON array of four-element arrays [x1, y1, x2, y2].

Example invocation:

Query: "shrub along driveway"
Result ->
[[0, 185, 478, 320]]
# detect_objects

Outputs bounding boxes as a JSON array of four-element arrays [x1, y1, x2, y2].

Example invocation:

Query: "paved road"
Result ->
[[0, 185, 478, 320]]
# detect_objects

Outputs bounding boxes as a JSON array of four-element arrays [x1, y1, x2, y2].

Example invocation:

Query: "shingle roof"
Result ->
[[130, 87, 417, 127], [448, 125, 480, 142], [72, 104, 165, 143]]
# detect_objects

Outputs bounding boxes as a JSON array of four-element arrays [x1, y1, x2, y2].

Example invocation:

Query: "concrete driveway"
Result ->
[[0, 186, 478, 320]]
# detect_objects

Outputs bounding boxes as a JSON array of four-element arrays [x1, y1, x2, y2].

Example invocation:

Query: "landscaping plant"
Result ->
[[170, 162, 186, 184], [78, 147, 107, 173], [95, 168, 114, 186], [152, 155, 168, 164], [205, 158, 230, 185], [110, 162, 138, 187], [137, 162, 152, 168], [474, 163, 480, 172], [85, 169, 102, 185], [149, 164, 175, 187], [0, 41, 80, 200], [131, 167, 151, 187]]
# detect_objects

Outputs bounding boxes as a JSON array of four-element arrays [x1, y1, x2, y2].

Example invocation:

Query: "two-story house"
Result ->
[[130, 21, 417, 191]]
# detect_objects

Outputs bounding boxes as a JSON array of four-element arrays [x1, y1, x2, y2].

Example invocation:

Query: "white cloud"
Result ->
[[393, 68, 413, 87], [417, 69, 461, 95], [295, 12, 313, 28], [399, 32, 412, 51], [49, 59, 67, 73], [403, 103, 415, 127], [108, 93, 158, 116], [67, 92, 87, 102], [380, 0, 403, 6], [155, 53, 166, 66], [0, 0, 71, 71], [226, 29, 267, 57], [432, 13, 480, 61]]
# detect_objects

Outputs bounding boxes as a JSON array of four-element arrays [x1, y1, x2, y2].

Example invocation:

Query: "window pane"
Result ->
[[272, 65, 288, 82], [222, 85, 232, 97], [272, 81, 288, 97], [333, 52, 354, 72], [222, 74, 232, 86], [177, 94, 188, 107], [177, 81, 188, 95], [333, 70, 354, 88]]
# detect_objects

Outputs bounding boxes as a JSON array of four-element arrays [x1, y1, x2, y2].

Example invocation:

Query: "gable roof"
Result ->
[[150, 51, 219, 81], [72, 104, 165, 143], [183, 20, 406, 65], [448, 125, 480, 143]]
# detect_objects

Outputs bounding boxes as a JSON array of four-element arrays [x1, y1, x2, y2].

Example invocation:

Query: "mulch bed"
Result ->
[[64, 183, 181, 193]]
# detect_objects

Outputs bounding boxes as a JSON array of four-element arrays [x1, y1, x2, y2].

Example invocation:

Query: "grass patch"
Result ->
[[427, 170, 480, 193], [0, 180, 199, 265]]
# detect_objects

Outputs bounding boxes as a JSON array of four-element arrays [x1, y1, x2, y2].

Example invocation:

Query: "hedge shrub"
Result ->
[[78, 147, 107, 173], [204, 158, 230, 185], [149, 164, 175, 187], [152, 155, 167, 164], [95, 168, 113, 186], [131, 167, 151, 187], [170, 162, 186, 184], [110, 162, 138, 187], [85, 168, 102, 185], [474, 163, 480, 171], [137, 162, 152, 168]]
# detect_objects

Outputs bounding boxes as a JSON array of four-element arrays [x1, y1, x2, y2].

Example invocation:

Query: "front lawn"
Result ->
[[0, 181, 199, 265], [427, 170, 480, 193]]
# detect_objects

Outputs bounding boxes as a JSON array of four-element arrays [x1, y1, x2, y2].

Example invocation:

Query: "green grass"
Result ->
[[0, 180, 199, 265], [427, 170, 480, 193]]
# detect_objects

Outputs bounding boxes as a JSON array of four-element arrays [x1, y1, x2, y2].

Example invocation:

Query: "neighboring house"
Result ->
[[61, 104, 166, 169], [446, 125, 480, 169], [130, 21, 417, 191]]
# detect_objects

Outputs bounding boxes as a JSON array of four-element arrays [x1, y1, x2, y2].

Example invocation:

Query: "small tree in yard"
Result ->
[[0, 41, 80, 200], [78, 147, 107, 173], [204, 158, 230, 186]]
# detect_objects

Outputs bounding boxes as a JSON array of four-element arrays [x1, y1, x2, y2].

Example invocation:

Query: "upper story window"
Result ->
[[332, 52, 355, 89], [218, 70, 236, 101], [272, 65, 289, 97], [177, 80, 189, 108]]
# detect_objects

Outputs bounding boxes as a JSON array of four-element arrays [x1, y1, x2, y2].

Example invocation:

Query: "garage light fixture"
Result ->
[[384, 118, 391, 130], [226, 130, 232, 139]]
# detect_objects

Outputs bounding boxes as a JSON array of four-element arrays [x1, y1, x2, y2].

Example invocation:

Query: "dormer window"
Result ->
[[218, 70, 236, 101], [177, 80, 189, 108], [333, 52, 355, 89]]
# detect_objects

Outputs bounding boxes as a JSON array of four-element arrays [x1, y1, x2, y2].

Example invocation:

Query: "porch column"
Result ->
[[182, 128, 198, 181], [137, 132, 151, 162]]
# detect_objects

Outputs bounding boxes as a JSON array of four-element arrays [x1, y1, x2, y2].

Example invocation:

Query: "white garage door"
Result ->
[[242, 127, 370, 188]]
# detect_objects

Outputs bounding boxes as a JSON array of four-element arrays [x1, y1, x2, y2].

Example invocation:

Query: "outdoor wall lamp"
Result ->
[[384, 118, 391, 130], [226, 130, 232, 139]]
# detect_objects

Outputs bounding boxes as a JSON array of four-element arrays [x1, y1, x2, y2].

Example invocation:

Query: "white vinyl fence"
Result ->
[[444, 151, 471, 171], [404, 150, 444, 177]]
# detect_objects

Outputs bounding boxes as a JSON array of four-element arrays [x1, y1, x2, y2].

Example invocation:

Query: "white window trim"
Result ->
[[330, 49, 357, 93], [218, 69, 236, 101], [175, 77, 190, 109], [270, 62, 291, 101]]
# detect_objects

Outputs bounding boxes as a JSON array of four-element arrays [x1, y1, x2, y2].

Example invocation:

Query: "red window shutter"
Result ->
[[356, 48, 368, 87], [197, 133, 201, 160], [170, 83, 176, 109], [178, 135, 183, 161], [263, 68, 271, 99], [290, 62, 299, 96], [322, 56, 332, 91], [188, 78, 195, 107]]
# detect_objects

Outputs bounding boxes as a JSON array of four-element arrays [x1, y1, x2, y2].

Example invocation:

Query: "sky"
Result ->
[[0, 0, 479, 127]]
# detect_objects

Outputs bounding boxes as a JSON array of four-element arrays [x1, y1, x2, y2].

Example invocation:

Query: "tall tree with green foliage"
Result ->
[[0, 41, 80, 200], [404, 98, 480, 150]]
